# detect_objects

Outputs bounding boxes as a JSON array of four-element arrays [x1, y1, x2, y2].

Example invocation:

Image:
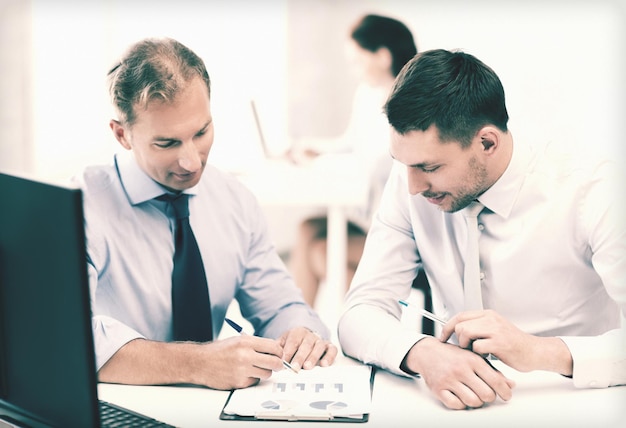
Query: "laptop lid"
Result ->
[[250, 99, 274, 159], [0, 172, 100, 428]]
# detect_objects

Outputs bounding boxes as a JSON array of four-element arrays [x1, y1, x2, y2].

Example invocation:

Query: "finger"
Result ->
[[442, 310, 490, 340], [248, 364, 275, 381], [300, 340, 335, 370], [462, 375, 497, 405], [249, 336, 284, 359], [451, 322, 474, 349], [252, 350, 285, 373], [289, 333, 322, 370], [475, 361, 515, 402], [439, 318, 458, 342], [440, 382, 485, 409], [281, 331, 306, 363], [319, 343, 339, 367], [455, 322, 492, 350], [506, 377, 517, 389], [438, 389, 467, 410], [472, 338, 498, 358]]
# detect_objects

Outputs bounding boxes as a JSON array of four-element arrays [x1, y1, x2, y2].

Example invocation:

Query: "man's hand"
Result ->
[[98, 331, 337, 391], [98, 336, 287, 391], [193, 335, 288, 390], [440, 310, 573, 375], [402, 337, 515, 410], [279, 327, 338, 371]]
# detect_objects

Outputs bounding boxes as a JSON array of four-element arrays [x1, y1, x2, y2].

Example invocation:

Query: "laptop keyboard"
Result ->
[[99, 400, 175, 427]]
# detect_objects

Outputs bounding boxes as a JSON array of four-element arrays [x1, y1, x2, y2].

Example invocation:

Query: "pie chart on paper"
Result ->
[[309, 401, 348, 411]]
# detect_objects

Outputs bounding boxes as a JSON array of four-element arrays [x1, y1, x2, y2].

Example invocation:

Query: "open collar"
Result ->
[[476, 141, 533, 219]]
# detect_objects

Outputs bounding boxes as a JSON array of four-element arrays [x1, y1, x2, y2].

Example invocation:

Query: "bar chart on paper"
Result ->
[[220, 364, 373, 421]]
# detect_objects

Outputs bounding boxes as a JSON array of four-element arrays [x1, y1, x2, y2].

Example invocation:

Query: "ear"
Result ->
[[110, 119, 132, 150], [476, 126, 500, 154]]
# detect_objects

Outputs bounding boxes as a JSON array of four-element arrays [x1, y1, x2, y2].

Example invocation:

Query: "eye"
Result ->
[[154, 140, 179, 149], [422, 165, 440, 173], [195, 121, 212, 139]]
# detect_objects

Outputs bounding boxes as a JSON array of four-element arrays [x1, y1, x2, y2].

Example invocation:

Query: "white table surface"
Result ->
[[98, 355, 626, 428]]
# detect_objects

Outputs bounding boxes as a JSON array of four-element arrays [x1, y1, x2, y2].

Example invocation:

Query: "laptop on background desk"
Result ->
[[0, 172, 173, 428], [250, 99, 305, 166], [250, 98, 357, 174]]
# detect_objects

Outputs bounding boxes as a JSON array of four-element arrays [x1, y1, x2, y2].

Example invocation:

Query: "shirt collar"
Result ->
[[114, 151, 199, 206], [476, 141, 532, 219]]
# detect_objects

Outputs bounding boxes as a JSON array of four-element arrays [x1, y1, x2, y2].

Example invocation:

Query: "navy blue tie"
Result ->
[[159, 193, 213, 342]]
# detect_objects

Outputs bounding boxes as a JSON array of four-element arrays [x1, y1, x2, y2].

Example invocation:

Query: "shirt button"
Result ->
[[480, 272, 485, 280], [478, 224, 485, 231]]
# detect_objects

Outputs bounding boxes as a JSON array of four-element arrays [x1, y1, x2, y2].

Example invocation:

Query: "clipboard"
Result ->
[[219, 365, 375, 423]]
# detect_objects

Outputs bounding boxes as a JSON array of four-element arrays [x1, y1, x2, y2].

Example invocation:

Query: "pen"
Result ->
[[399, 301, 500, 367], [224, 318, 298, 373], [398, 300, 448, 326]]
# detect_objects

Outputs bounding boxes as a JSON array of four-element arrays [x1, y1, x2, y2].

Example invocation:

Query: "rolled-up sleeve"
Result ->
[[88, 261, 144, 370]]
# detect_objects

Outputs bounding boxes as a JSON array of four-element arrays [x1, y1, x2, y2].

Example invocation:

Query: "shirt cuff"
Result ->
[[92, 315, 145, 371], [560, 328, 626, 388]]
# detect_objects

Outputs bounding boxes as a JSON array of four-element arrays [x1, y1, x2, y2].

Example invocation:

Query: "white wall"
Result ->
[[28, 0, 289, 179], [0, 0, 33, 174], [287, 0, 625, 159], [18, 0, 626, 178]]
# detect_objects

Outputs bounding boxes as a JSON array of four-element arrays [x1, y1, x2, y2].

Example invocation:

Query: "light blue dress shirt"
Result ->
[[339, 141, 626, 388], [73, 151, 328, 370]]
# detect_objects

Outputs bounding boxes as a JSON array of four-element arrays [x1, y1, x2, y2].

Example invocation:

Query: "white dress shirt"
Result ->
[[338, 140, 625, 388]]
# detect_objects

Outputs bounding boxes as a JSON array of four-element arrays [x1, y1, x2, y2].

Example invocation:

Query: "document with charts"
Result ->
[[220, 364, 374, 422]]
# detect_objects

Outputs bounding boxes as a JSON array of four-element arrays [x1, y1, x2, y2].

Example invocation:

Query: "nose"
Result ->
[[178, 141, 202, 172], [407, 167, 429, 195]]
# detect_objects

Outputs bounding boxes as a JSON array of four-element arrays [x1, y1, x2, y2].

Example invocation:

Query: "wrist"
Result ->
[[176, 341, 209, 385], [400, 336, 438, 376], [530, 336, 573, 376]]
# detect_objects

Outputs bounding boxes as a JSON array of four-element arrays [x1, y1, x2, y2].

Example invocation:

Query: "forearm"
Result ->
[[338, 304, 423, 376], [97, 338, 205, 386]]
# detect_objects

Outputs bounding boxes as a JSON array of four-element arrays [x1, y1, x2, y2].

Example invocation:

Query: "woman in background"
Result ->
[[288, 14, 418, 307]]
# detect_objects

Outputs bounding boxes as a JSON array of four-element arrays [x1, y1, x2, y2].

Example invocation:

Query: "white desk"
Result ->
[[98, 357, 626, 427], [235, 154, 369, 320]]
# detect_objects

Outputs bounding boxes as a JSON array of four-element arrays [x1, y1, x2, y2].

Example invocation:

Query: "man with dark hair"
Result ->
[[338, 48, 625, 410], [73, 37, 337, 391]]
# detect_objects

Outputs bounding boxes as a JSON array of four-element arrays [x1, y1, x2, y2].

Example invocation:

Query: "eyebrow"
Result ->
[[153, 120, 212, 143], [389, 150, 436, 169]]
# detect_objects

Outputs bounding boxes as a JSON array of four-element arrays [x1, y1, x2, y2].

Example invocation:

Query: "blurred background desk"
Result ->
[[98, 358, 625, 427], [235, 154, 369, 322]]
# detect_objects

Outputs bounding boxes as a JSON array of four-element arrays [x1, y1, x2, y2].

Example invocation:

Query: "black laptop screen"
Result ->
[[0, 172, 100, 428]]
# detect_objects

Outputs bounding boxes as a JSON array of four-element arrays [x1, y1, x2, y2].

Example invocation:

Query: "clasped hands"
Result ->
[[409, 309, 559, 410]]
